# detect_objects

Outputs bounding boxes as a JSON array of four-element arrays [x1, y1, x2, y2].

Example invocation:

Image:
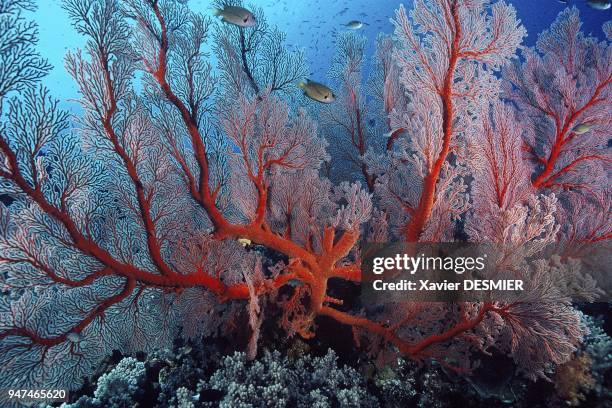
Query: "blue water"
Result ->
[[32, 0, 610, 110]]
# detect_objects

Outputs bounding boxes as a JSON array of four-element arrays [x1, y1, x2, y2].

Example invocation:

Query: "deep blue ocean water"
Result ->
[[32, 0, 610, 111]]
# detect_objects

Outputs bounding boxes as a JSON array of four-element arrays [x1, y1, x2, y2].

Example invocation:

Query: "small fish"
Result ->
[[587, 0, 611, 10], [237, 237, 252, 246], [335, 7, 349, 16], [213, 5, 256, 27], [572, 123, 592, 134], [345, 20, 368, 29], [298, 79, 336, 103]]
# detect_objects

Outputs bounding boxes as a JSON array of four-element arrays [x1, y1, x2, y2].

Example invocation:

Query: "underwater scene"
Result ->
[[0, 0, 611, 406]]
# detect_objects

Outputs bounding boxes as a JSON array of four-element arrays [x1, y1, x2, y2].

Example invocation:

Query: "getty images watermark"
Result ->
[[360, 242, 610, 303]]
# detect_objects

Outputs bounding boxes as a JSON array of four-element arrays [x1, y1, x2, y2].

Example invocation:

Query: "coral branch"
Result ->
[[320, 302, 495, 357], [1, 278, 136, 347]]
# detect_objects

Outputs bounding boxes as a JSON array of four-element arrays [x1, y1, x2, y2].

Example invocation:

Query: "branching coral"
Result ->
[[212, 0, 307, 98], [375, 0, 526, 242], [503, 7, 611, 193], [62, 357, 147, 407], [322, 32, 378, 191], [200, 349, 377, 408]]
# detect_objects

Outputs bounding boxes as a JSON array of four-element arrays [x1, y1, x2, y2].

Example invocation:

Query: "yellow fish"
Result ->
[[572, 123, 591, 134], [237, 238, 252, 246]]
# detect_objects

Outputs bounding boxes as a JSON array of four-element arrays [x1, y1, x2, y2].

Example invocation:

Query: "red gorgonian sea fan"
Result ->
[[0, 0, 609, 395], [504, 7, 611, 193]]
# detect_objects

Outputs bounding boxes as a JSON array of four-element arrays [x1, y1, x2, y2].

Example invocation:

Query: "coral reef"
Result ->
[[54, 312, 611, 407], [0, 0, 609, 406], [199, 349, 377, 407], [62, 357, 146, 407]]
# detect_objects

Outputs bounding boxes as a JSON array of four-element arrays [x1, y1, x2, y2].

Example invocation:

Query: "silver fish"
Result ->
[[213, 5, 256, 27], [345, 20, 368, 29], [587, 0, 611, 10], [298, 79, 336, 103]]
